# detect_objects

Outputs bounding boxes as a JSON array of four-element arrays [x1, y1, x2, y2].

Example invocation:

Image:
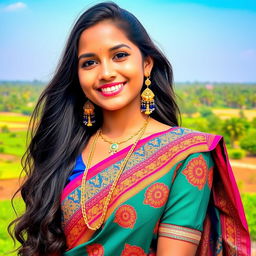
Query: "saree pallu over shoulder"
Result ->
[[60, 127, 251, 256], [196, 136, 251, 256]]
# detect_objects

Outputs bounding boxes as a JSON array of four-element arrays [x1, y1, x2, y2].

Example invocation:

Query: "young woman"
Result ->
[[9, 2, 250, 256]]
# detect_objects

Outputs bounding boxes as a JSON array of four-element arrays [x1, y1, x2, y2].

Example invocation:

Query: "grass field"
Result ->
[[0, 113, 28, 179], [0, 161, 22, 179], [0, 113, 30, 122], [0, 198, 24, 256], [0, 131, 27, 157], [0, 130, 27, 179], [0, 112, 29, 131], [212, 108, 256, 120], [0, 112, 28, 191]]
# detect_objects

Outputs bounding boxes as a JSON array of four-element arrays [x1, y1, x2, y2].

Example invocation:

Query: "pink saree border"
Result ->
[[83, 126, 177, 176], [61, 126, 176, 200], [211, 139, 251, 255]]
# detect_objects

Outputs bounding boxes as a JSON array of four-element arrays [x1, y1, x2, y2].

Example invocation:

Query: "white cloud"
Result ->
[[3, 2, 27, 12]]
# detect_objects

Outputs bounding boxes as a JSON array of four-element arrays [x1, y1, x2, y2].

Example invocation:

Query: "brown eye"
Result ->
[[113, 52, 130, 60], [81, 60, 97, 68]]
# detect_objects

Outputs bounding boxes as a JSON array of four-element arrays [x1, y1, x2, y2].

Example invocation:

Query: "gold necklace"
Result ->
[[99, 118, 149, 155], [80, 116, 150, 230]]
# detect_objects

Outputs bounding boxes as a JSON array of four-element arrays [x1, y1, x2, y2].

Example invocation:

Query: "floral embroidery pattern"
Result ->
[[182, 154, 208, 190], [121, 243, 146, 256], [208, 167, 213, 188], [86, 243, 104, 256], [114, 205, 137, 228], [144, 183, 169, 208]]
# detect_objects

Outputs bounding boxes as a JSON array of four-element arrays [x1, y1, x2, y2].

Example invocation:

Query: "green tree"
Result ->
[[199, 107, 213, 118], [221, 118, 247, 148], [240, 129, 256, 155], [251, 117, 256, 129], [179, 103, 197, 118]]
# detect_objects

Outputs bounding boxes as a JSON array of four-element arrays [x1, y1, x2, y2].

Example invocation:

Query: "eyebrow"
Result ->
[[78, 43, 131, 61]]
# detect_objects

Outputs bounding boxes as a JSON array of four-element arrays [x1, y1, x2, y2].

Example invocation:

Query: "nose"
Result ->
[[98, 59, 116, 81]]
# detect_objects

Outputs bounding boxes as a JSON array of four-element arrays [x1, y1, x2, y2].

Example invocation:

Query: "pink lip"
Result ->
[[99, 82, 126, 97], [98, 81, 126, 89]]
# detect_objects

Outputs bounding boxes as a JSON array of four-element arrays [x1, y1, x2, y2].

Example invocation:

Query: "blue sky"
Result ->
[[0, 0, 256, 82]]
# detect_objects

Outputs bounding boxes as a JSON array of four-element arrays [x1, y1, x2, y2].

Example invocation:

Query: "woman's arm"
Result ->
[[157, 237, 198, 256], [156, 152, 214, 256]]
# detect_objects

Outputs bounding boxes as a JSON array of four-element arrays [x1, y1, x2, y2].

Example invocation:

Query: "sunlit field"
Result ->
[[212, 108, 256, 120]]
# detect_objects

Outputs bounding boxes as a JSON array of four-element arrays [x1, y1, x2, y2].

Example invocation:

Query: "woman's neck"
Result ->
[[101, 104, 148, 139]]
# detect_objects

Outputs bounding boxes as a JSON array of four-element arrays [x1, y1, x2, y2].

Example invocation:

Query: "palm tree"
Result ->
[[221, 118, 247, 148]]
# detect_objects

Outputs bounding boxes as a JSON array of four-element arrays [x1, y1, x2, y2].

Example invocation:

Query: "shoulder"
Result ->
[[147, 118, 221, 142], [145, 119, 223, 153], [167, 126, 222, 145], [153, 126, 223, 157]]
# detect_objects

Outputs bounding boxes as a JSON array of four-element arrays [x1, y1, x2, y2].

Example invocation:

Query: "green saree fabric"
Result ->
[[60, 127, 251, 255]]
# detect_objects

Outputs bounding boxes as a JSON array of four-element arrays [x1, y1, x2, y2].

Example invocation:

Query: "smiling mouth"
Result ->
[[98, 82, 126, 94]]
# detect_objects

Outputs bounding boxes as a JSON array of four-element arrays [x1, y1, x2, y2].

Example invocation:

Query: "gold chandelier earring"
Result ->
[[83, 100, 96, 127], [140, 75, 155, 115]]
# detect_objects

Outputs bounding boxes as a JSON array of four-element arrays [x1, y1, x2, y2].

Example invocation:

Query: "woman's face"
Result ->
[[77, 20, 153, 112]]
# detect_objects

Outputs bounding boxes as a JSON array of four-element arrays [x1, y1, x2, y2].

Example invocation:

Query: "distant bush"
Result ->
[[241, 193, 256, 241], [228, 148, 246, 159], [21, 107, 33, 116], [1, 126, 10, 133], [252, 118, 256, 129], [221, 118, 248, 148], [180, 103, 198, 117], [240, 130, 256, 155], [0, 147, 4, 153], [199, 107, 214, 118]]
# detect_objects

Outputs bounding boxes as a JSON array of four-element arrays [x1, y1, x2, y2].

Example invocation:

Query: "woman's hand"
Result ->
[[156, 236, 198, 256]]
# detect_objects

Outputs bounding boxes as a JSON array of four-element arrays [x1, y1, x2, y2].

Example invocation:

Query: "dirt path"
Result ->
[[0, 153, 20, 161], [230, 157, 256, 194], [0, 178, 22, 200]]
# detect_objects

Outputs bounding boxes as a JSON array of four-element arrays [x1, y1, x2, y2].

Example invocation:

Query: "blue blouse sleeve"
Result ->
[[67, 154, 86, 183]]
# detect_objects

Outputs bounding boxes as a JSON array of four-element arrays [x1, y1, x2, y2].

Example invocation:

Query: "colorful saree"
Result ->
[[61, 127, 251, 255]]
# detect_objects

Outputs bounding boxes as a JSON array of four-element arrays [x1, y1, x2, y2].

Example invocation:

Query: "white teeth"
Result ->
[[101, 83, 124, 93]]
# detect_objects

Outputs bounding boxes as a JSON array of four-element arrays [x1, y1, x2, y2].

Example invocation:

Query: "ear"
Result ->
[[143, 56, 154, 77]]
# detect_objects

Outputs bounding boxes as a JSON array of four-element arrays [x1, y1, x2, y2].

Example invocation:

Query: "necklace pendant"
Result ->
[[109, 143, 118, 154]]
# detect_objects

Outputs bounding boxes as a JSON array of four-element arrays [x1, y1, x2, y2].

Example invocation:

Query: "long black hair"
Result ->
[[8, 2, 180, 255]]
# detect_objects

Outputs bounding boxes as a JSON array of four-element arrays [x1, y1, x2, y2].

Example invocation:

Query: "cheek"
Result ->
[[121, 61, 144, 83], [78, 70, 95, 93]]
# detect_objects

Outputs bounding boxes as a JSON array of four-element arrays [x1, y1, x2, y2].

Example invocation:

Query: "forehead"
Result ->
[[78, 21, 135, 52]]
